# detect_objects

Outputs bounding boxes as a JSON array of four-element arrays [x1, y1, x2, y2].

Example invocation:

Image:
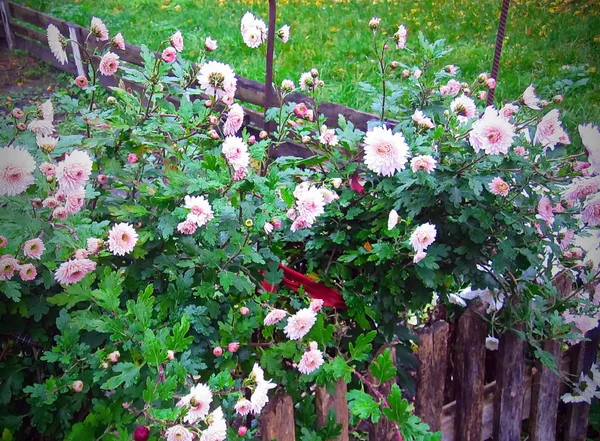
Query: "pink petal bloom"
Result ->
[[578, 124, 600, 175], [235, 398, 253, 416], [223, 103, 245, 136], [107, 223, 138, 256], [500, 103, 519, 119], [299, 72, 315, 91], [228, 342, 240, 353], [97, 174, 108, 184], [127, 153, 138, 164], [559, 230, 575, 251], [0, 146, 36, 196], [177, 383, 213, 424], [213, 346, 223, 356], [293, 184, 326, 226], [161, 46, 177, 63], [469, 107, 516, 155], [489, 177, 510, 196], [205, 36, 218, 51], [240, 306, 250, 315], [582, 195, 600, 226], [47, 24, 68, 65], [74, 248, 89, 259], [264, 309, 287, 325], [412, 109, 435, 129], [281, 79, 295, 92], [319, 125, 339, 146], [564, 178, 599, 201], [233, 167, 247, 181], [54, 258, 97, 285], [184, 195, 214, 227], [363, 126, 410, 176], [112, 33, 125, 50], [297, 342, 324, 374], [272, 218, 282, 228], [52, 206, 69, 220], [99, 52, 119, 76], [284, 308, 317, 340], [514, 146, 528, 156], [65, 187, 86, 214], [537, 196, 554, 225], [450, 95, 477, 121], [534, 109, 570, 150], [277, 24, 290, 43], [440, 79, 461, 96], [165, 425, 193, 441], [19, 263, 37, 281], [309, 299, 324, 312], [222, 95, 234, 106], [0, 256, 19, 281], [72, 380, 84, 392], [197, 61, 237, 100], [388, 209, 399, 230], [39, 162, 56, 176], [320, 188, 339, 204], [177, 220, 198, 235], [305, 109, 314, 121], [73, 75, 88, 87], [170, 31, 184, 52], [87, 238, 102, 254], [108, 351, 120, 363], [522, 84, 541, 109], [294, 103, 308, 118], [410, 155, 437, 174], [409, 223, 437, 253], [394, 24, 407, 49], [444, 64, 458, 74], [56, 150, 93, 195], [240, 12, 267, 48], [200, 407, 227, 441], [413, 251, 427, 263], [0, 236, 7, 248], [90, 17, 109, 41], [476, 91, 487, 100], [23, 238, 45, 259], [264, 222, 274, 235], [413, 69, 422, 79], [486, 78, 497, 89]]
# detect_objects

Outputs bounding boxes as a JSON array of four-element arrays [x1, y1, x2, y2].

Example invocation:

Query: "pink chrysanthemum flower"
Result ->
[[411, 109, 435, 129], [54, 258, 97, 285], [28, 119, 55, 136], [363, 126, 410, 176], [107, 223, 138, 256], [39, 162, 56, 176], [564, 178, 599, 201], [99, 52, 119, 76], [197, 61, 237, 100], [559, 230, 575, 251], [0, 236, 7, 248], [514, 146, 528, 156], [235, 398, 253, 416], [0, 256, 19, 281], [52, 206, 69, 220], [0, 146, 36, 196], [165, 425, 193, 441], [74, 75, 89, 88], [177, 220, 198, 235], [19, 263, 37, 281], [284, 308, 317, 340], [522, 84, 541, 110], [469, 107, 516, 155], [534, 109, 570, 150], [264, 222, 274, 235], [450, 95, 477, 120], [294, 183, 326, 226], [500, 103, 519, 119], [413, 251, 427, 263], [23, 238, 45, 259], [388, 209, 399, 230], [319, 125, 339, 146], [297, 342, 324, 374], [161, 46, 177, 63], [409, 223, 437, 252], [112, 32, 125, 50], [205, 36, 218, 51], [264, 309, 287, 325], [177, 383, 213, 424], [74, 248, 89, 259], [394, 24, 407, 49], [309, 299, 324, 312], [579, 124, 600, 175], [582, 195, 600, 227], [65, 187, 86, 214], [87, 238, 103, 254], [489, 177, 510, 196], [410, 155, 437, 174], [170, 30, 184, 52], [90, 17, 109, 41], [440, 79, 461, 96], [184, 195, 214, 227], [319, 188, 339, 204], [537, 196, 554, 225], [56, 150, 93, 195], [223, 104, 245, 136], [47, 24, 68, 65]]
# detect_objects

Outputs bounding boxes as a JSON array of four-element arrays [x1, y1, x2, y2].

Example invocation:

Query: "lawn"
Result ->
[[14, 0, 600, 124]]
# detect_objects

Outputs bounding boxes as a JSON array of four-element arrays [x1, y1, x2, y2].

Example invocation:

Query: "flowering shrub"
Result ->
[[0, 12, 599, 441]]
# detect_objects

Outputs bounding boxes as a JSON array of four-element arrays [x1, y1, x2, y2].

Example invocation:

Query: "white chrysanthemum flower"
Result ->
[[240, 12, 267, 48], [579, 123, 600, 175], [299, 72, 315, 91], [165, 425, 193, 441], [363, 126, 410, 176], [28, 119, 55, 136], [0, 146, 36, 196], [277, 25, 290, 43], [450, 95, 477, 120], [387, 209, 399, 230], [39, 100, 54, 122], [200, 407, 227, 441], [250, 378, 277, 414], [90, 17, 109, 41], [522, 84, 541, 110], [284, 308, 317, 340], [534, 109, 570, 150], [197, 61, 238, 100], [469, 107, 516, 155], [47, 24, 68, 65], [177, 383, 213, 424], [409, 223, 437, 252]]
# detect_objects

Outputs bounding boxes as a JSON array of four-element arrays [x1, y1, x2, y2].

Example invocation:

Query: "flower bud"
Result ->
[[72, 380, 84, 393], [368, 17, 381, 30], [259, 130, 268, 139], [205, 37, 218, 52], [476, 91, 487, 100], [208, 130, 219, 139], [272, 219, 282, 229], [106, 96, 117, 105], [383, 44, 389, 50], [310, 68, 319, 78], [204, 99, 213, 107], [244, 219, 254, 227], [302, 135, 311, 144], [12, 108, 24, 119], [213, 346, 223, 357], [248, 135, 256, 144], [486, 78, 496, 89], [108, 351, 120, 363], [238, 426, 248, 436], [102, 362, 109, 369], [74, 75, 88, 88], [477, 72, 489, 83], [127, 153, 138, 164], [167, 350, 175, 360], [97, 174, 108, 184], [133, 426, 150, 441], [46, 175, 54, 183], [463, 88, 471, 96], [390, 61, 399, 69], [552, 94, 563, 103], [209, 115, 219, 125], [17, 122, 27, 131], [228, 342, 240, 353]]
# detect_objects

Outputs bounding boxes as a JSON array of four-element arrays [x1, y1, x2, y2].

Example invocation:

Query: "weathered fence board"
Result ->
[[315, 379, 349, 441], [367, 344, 398, 441], [0, 0, 14, 50], [261, 393, 295, 441]]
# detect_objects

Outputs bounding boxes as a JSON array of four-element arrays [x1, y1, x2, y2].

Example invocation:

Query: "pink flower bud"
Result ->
[[240, 306, 250, 315], [72, 380, 84, 393], [238, 426, 248, 436], [272, 219, 282, 229], [208, 130, 219, 139], [17, 122, 27, 131], [213, 346, 223, 357], [204, 37, 218, 52], [108, 350, 120, 363], [204, 99, 213, 107], [228, 342, 240, 353], [167, 350, 175, 360], [127, 153, 138, 164], [97, 174, 108, 184], [486, 78, 496, 89], [259, 130, 268, 139], [75, 76, 89, 88], [161, 46, 177, 63], [390, 61, 399, 69], [476, 91, 487, 100], [302, 135, 311, 144], [209, 115, 219, 125], [248, 135, 256, 144], [401, 69, 410, 78], [133, 426, 150, 441], [12, 108, 24, 119]]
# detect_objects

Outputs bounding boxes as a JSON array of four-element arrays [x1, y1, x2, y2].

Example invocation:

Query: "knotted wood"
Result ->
[[261, 393, 295, 441], [315, 379, 349, 441]]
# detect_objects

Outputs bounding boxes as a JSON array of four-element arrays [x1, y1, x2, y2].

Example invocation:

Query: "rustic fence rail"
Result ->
[[1, 3, 598, 440]]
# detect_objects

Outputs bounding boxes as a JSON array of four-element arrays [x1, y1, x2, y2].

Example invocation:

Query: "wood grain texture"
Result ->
[[315, 379, 349, 441], [261, 393, 295, 441], [367, 344, 398, 441]]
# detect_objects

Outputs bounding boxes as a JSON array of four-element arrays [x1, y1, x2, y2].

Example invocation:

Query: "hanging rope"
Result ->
[[486, 0, 511, 106]]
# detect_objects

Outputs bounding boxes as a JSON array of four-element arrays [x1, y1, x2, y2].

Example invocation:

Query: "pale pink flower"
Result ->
[[75, 75, 88, 88], [0, 146, 36, 196], [161, 47, 177, 63], [486, 78, 496, 89], [537, 196, 554, 225], [170, 31, 184, 52], [36, 135, 58, 152], [500, 103, 519, 119], [54, 258, 97, 285], [165, 425, 193, 441], [47, 24, 68, 65], [582, 195, 600, 226], [235, 398, 253, 416], [559, 230, 575, 251], [514, 146, 528, 156], [277, 25, 290, 43], [388, 209, 399, 230], [205, 36, 218, 51], [319, 125, 339, 146], [0, 256, 19, 281], [97, 174, 108, 184], [440, 79, 461, 96], [111, 32, 125, 50], [409, 223, 437, 252], [306, 109, 314, 121], [223, 104, 245, 136], [74, 248, 89, 259], [241, 12, 267, 48], [177, 383, 213, 424], [108, 351, 120, 363], [184, 195, 214, 227], [579, 124, 600, 175], [299, 72, 315, 91], [489, 177, 510, 196], [309, 299, 324, 312], [294, 103, 308, 117], [298, 342, 324, 374], [394, 24, 407, 49], [167, 350, 175, 360], [23, 238, 45, 259], [476, 91, 487, 101], [534, 109, 570, 150], [19, 263, 37, 281], [197, 61, 237, 100], [564, 178, 599, 201], [0, 236, 7, 248], [99, 52, 119, 76], [200, 407, 227, 441], [127, 153, 138, 164], [233, 167, 247, 181], [522, 84, 541, 110], [363, 126, 410, 176], [250, 378, 276, 414], [291, 217, 310, 232], [228, 342, 240, 353], [293, 184, 326, 226], [264, 222, 274, 235], [240, 306, 250, 315], [65, 187, 86, 214], [281, 79, 295, 92], [485, 336, 499, 351], [72, 380, 84, 392], [28, 119, 55, 136], [284, 308, 317, 340], [450, 95, 477, 120], [413, 69, 422, 79], [319, 188, 338, 204], [87, 238, 102, 254], [39, 162, 56, 176], [410, 155, 437, 174], [411, 109, 435, 129], [222, 95, 235, 106], [90, 17, 108, 41], [56, 150, 93, 195], [52, 206, 68, 220], [413, 251, 427, 263], [107, 223, 138, 256], [264, 309, 287, 325], [177, 220, 198, 235], [469, 107, 516, 155]]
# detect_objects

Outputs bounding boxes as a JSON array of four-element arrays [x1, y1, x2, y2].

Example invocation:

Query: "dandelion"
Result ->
[[56, 150, 93, 195], [297, 342, 324, 374], [0, 146, 36, 196], [197, 61, 237, 100], [409, 223, 437, 252], [47, 24, 68, 65], [54, 258, 97, 285], [90, 17, 109, 41], [107, 223, 138, 256], [99, 52, 119, 76], [489, 177, 510, 196], [363, 126, 410, 176], [284, 308, 317, 340], [23, 238, 45, 259]]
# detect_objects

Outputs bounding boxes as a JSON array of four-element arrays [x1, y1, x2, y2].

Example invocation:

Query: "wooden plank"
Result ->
[[415, 321, 449, 432], [9, 2, 75, 35], [315, 379, 349, 441], [12, 33, 78, 76], [260, 393, 295, 441], [0, 0, 14, 50], [493, 326, 525, 441], [68, 25, 85, 77], [453, 303, 487, 441], [529, 339, 562, 441], [367, 344, 397, 441], [564, 326, 600, 441]]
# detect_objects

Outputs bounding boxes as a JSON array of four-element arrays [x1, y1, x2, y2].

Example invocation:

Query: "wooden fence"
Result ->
[[1, 3, 598, 440]]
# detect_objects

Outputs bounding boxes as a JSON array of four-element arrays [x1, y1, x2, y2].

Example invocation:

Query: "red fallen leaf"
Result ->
[[364, 242, 372, 251], [350, 173, 364, 194]]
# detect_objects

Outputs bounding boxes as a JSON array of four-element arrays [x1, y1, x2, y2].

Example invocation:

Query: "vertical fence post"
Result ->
[[454, 302, 487, 441], [261, 393, 295, 441], [315, 379, 349, 441], [415, 321, 449, 432], [0, 0, 14, 50], [486, 0, 511, 106], [367, 344, 398, 441], [68, 25, 86, 78], [264, 0, 276, 127]]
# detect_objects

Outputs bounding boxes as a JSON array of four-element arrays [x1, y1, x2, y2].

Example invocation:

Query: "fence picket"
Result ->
[[367, 344, 397, 441], [260, 393, 295, 441], [315, 379, 349, 441]]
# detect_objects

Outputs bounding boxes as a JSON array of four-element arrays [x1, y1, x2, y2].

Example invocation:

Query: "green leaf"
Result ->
[[101, 363, 141, 390], [370, 348, 396, 383], [166, 315, 194, 352], [349, 331, 377, 362], [141, 329, 167, 367], [2, 282, 21, 302], [382, 384, 409, 424], [347, 389, 381, 423]]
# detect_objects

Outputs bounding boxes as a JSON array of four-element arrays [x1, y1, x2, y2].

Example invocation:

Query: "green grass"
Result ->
[[16, 0, 600, 124]]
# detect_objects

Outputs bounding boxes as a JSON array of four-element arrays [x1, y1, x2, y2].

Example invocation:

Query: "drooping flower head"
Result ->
[[534, 109, 570, 150], [250, 377, 277, 414], [54, 258, 97, 285], [165, 425, 193, 441], [264, 309, 287, 325], [0, 146, 36, 196], [197, 61, 237, 100], [582, 195, 600, 227], [579, 123, 600, 175], [297, 342, 324, 374], [170, 31, 184, 52], [410, 155, 437, 174], [47, 24, 68, 65], [107, 223, 138, 256], [223, 103, 245, 136], [409, 223, 437, 252], [284, 308, 317, 340], [450, 95, 477, 120], [412, 109, 435, 129], [23, 238, 45, 260], [37, 135, 58, 153], [184, 195, 214, 227], [99, 52, 120, 76], [277, 25, 290, 43], [469, 107, 516, 155], [363, 126, 410, 176], [489, 177, 510, 196], [56, 150, 93, 195], [177, 383, 213, 424], [90, 17, 109, 41], [394, 24, 407, 49], [522, 84, 541, 109], [112, 33, 125, 50]]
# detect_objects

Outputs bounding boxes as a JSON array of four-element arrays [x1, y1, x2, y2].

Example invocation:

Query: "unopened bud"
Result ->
[[107, 96, 117, 105], [240, 306, 250, 315], [238, 426, 248, 436], [72, 380, 84, 392], [259, 130, 268, 139], [213, 346, 223, 357], [17, 122, 27, 131], [204, 99, 213, 107], [310, 68, 319, 78], [209, 115, 219, 125], [552, 94, 563, 103], [228, 342, 240, 353], [167, 350, 175, 360], [390, 61, 399, 69], [12, 108, 24, 119], [208, 129, 219, 139]]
